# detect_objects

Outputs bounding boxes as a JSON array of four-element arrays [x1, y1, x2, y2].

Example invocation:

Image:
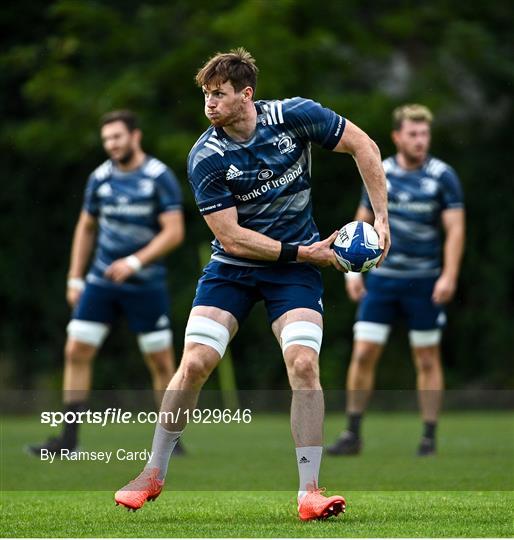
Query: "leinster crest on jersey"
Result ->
[[273, 133, 296, 154]]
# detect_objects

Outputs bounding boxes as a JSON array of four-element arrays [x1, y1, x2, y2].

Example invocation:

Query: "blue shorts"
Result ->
[[357, 274, 446, 330], [73, 282, 171, 333], [192, 261, 324, 324]]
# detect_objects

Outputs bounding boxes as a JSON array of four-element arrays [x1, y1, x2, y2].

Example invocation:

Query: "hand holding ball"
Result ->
[[332, 221, 383, 272]]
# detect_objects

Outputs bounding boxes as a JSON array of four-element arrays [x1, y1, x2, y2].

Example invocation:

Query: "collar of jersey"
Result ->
[[392, 154, 432, 175], [215, 126, 257, 147], [111, 155, 149, 177]]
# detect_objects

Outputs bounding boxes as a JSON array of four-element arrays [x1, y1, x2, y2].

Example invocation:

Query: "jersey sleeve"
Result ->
[[82, 174, 99, 216], [283, 97, 346, 150], [439, 168, 464, 210], [188, 153, 236, 215], [155, 168, 183, 213]]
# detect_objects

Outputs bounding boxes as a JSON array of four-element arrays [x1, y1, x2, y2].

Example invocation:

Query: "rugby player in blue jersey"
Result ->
[[327, 104, 465, 457], [29, 110, 185, 455], [115, 48, 390, 520]]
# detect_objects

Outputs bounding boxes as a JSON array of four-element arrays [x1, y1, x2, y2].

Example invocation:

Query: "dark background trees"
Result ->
[[1, 0, 513, 391]]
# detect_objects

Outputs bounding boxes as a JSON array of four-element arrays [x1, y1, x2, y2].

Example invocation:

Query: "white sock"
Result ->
[[296, 446, 322, 501], [145, 424, 182, 480]]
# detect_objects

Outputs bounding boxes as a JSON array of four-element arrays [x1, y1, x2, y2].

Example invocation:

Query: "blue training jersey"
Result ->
[[187, 97, 345, 266], [361, 155, 464, 278], [83, 156, 183, 289]]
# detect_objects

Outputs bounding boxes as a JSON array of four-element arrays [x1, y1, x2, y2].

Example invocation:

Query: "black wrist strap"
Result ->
[[278, 242, 299, 263]]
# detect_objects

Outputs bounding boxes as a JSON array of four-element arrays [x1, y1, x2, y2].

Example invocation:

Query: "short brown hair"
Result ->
[[392, 104, 433, 130], [100, 110, 138, 132], [195, 47, 258, 93]]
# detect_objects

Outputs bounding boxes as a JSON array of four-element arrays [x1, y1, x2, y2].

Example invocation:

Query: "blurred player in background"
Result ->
[[29, 110, 185, 455], [114, 48, 390, 520], [327, 104, 465, 457]]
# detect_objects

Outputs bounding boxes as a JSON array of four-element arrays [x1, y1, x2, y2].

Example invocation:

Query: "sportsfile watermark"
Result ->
[[41, 407, 253, 427], [1, 389, 513, 491], [39, 447, 152, 464]]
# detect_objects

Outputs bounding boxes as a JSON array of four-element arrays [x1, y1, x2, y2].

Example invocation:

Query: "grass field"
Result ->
[[1, 411, 513, 537]]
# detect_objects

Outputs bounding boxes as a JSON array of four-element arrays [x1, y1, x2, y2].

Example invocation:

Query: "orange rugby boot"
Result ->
[[298, 486, 346, 521], [114, 467, 163, 511]]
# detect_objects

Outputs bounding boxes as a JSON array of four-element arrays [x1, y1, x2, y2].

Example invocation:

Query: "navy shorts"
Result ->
[[192, 261, 324, 324], [73, 282, 171, 333], [357, 274, 446, 330]]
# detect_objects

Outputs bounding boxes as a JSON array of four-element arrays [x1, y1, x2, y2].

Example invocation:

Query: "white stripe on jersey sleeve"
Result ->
[[269, 102, 278, 124], [426, 158, 448, 178], [93, 160, 112, 181], [262, 101, 285, 125], [277, 101, 284, 123], [262, 104, 273, 125], [208, 136, 224, 148], [205, 142, 224, 156], [144, 158, 167, 178]]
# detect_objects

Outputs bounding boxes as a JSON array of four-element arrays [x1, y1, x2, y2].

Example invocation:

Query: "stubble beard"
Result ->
[[209, 101, 245, 128], [114, 148, 134, 165], [402, 146, 427, 167]]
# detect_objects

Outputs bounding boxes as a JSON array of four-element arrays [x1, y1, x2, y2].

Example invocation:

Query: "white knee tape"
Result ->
[[138, 329, 173, 353], [409, 329, 442, 347], [67, 319, 109, 347], [280, 321, 323, 354], [184, 316, 230, 358], [353, 321, 390, 344]]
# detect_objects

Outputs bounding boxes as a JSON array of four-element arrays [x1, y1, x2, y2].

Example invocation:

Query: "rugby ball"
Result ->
[[333, 221, 382, 272]]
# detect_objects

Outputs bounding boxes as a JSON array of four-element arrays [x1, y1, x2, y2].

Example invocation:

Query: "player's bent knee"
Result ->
[[416, 355, 438, 373], [138, 329, 172, 353], [144, 349, 172, 374], [64, 339, 97, 365], [184, 316, 230, 359], [409, 329, 441, 348], [280, 321, 323, 355], [65, 346, 90, 365], [413, 346, 440, 373], [67, 319, 109, 348], [290, 352, 318, 381], [353, 321, 390, 345], [351, 346, 378, 370], [181, 355, 214, 384]]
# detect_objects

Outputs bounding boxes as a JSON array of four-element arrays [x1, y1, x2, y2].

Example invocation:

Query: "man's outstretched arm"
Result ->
[[333, 120, 390, 265]]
